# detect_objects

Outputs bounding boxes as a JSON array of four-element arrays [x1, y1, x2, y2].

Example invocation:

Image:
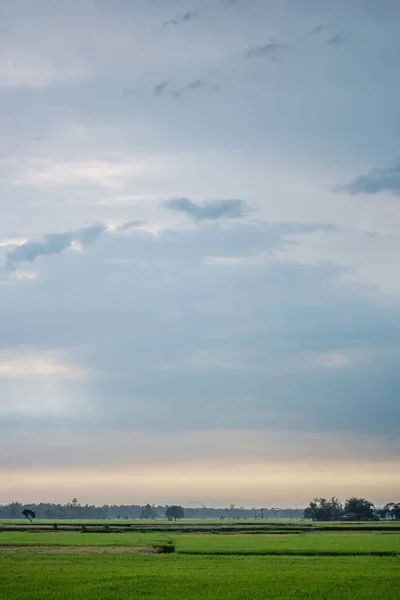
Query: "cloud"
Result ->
[[123, 88, 139, 96], [116, 221, 146, 232], [3, 428, 398, 472], [0, 44, 93, 89], [0, 348, 88, 381], [163, 9, 199, 27], [170, 79, 221, 98], [328, 34, 347, 45], [0, 237, 28, 248], [3, 219, 151, 272], [5, 157, 159, 190], [245, 40, 287, 60], [4, 217, 400, 443], [164, 198, 247, 221], [153, 80, 170, 97], [5, 224, 105, 271], [335, 162, 400, 196], [13, 271, 38, 283], [305, 25, 325, 36]]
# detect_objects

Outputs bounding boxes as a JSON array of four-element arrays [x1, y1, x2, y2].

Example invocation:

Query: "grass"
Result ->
[[0, 554, 399, 599], [176, 532, 400, 556], [3, 518, 399, 527], [0, 531, 168, 548], [1, 530, 399, 555], [1, 525, 399, 598]]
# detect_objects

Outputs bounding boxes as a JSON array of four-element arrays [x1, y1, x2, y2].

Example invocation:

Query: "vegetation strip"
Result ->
[[180, 550, 400, 557], [0, 545, 173, 554]]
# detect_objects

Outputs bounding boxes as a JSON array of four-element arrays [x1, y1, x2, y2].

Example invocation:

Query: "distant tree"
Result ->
[[381, 502, 400, 520], [304, 497, 343, 521], [22, 509, 36, 523], [392, 503, 400, 520], [165, 505, 184, 521], [343, 497, 375, 520], [140, 504, 157, 520], [9, 502, 22, 518]]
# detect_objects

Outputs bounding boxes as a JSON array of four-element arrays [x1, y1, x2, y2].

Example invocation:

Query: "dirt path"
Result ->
[[0, 546, 160, 554]]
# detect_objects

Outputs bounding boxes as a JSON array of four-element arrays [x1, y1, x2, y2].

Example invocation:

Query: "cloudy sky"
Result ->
[[1, 0, 400, 508]]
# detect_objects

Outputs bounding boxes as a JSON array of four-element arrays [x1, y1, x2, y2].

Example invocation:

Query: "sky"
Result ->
[[1, 0, 400, 508]]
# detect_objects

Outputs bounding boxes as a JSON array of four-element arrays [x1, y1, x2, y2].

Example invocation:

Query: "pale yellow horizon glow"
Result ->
[[2, 460, 400, 508]]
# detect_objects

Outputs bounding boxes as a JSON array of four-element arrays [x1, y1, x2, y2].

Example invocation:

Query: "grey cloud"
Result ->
[[170, 79, 221, 98], [335, 163, 400, 196], [123, 88, 139, 96], [305, 25, 325, 36], [245, 40, 286, 60], [153, 80, 170, 97], [328, 33, 347, 45], [116, 220, 146, 232], [4, 220, 144, 271], [164, 198, 247, 221], [163, 9, 199, 27], [6, 217, 400, 440], [5, 224, 106, 271]]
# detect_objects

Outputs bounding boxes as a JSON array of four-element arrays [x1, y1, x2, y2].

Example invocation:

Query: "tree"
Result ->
[[9, 502, 22, 518], [22, 509, 36, 523], [303, 497, 343, 521], [165, 505, 184, 521], [140, 504, 157, 520], [381, 502, 400, 520], [344, 497, 375, 520], [393, 503, 400, 520]]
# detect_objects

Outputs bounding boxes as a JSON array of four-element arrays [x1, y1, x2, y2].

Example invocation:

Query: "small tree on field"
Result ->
[[166, 505, 184, 521], [22, 509, 36, 523]]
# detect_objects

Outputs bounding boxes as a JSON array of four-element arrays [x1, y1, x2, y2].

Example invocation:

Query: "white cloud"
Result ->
[[0, 348, 89, 380], [0, 237, 28, 248], [0, 348, 93, 418], [13, 271, 38, 282], [9, 158, 151, 189], [204, 253, 271, 267], [0, 154, 181, 192], [69, 241, 84, 252], [309, 351, 353, 369], [0, 44, 93, 88]]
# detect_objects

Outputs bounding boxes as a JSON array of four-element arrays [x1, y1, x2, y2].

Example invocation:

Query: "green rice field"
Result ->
[[1, 521, 399, 598]]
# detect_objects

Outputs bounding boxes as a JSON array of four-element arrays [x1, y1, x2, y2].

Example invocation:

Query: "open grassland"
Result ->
[[1, 525, 399, 599], [0, 553, 399, 600], [176, 532, 400, 555], [1, 530, 399, 556], [2, 518, 399, 526], [2, 519, 399, 535], [0, 531, 169, 548]]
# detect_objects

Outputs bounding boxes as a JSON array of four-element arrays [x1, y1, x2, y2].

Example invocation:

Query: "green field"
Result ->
[[0, 554, 399, 600], [1, 522, 399, 598], [176, 532, 400, 555], [1, 531, 400, 555]]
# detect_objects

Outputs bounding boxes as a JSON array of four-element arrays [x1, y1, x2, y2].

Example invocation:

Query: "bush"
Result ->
[[160, 542, 176, 554]]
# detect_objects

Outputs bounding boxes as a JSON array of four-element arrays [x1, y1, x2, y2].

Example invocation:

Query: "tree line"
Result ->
[[7, 497, 397, 522], [303, 497, 400, 521], [0, 500, 303, 520]]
